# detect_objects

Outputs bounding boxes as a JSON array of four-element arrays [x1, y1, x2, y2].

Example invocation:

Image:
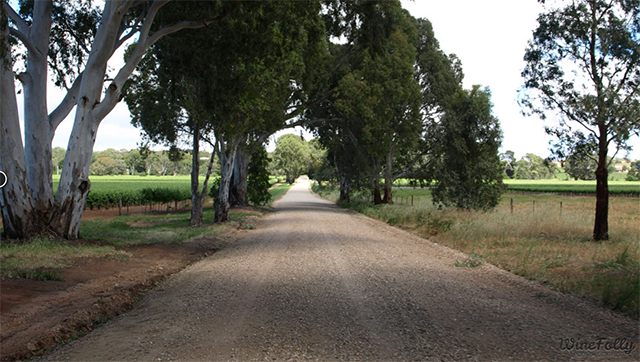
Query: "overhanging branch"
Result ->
[[145, 12, 229, 49], [283, 117, 341, 129], [3, 2, 29, 35], [8, 27, 40, 60], [49, 72, 83, 130]]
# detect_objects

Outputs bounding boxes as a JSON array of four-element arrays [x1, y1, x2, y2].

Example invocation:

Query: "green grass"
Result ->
[[80, 203, 265, 245], [311, 181, 640, 317], [269, 176, 286, 186], [52, 175, 202, 193], [50, 175, 298, 209], [268, 182, 294, 205]]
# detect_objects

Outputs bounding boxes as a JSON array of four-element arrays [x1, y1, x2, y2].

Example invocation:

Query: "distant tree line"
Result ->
[[52, 147, 217, 177], [500, 150, 635, 181]]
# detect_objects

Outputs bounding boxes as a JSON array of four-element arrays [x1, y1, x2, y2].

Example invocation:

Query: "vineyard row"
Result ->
[[85, 188, 193, 210]]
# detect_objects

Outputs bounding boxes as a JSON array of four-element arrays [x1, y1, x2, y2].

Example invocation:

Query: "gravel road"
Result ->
[[40, 178, 639, 361]]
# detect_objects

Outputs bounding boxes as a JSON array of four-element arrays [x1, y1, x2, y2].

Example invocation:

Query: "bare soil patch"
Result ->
[[0, 206, 234, 361]]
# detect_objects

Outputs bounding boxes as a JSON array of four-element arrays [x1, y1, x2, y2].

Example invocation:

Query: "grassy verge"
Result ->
[[269, 175, 286, 186], [311, 182, 640, 317], [1, 206, 263, 280], [268, 182, 294, 205]]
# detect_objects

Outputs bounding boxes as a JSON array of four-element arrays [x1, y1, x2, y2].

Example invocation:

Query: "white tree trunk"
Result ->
[[231, 144, 250, 206], [52, 1, 146, 238], [190, 124, 203, 227], [51, 109, 98, 238], [21, 1, 55, 212], [0, 26, 36, 239]]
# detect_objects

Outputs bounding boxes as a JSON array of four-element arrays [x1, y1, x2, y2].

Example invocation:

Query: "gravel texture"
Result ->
[[39, 178, 639, 361]]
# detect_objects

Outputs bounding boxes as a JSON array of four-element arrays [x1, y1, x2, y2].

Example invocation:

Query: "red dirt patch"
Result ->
[[0, 204, 239, 361]]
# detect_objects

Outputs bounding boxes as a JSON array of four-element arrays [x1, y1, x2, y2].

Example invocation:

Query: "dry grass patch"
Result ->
[[429, 195, 639, 317]]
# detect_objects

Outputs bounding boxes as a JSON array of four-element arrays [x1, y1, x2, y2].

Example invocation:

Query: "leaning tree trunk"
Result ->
[[187, 122, 216, 228], [338, 174, 350, 203], [372, 178, 382, 205], [382, 150, 394, 204], [189, 124, 203, 227], [593, 140, 609, 241], [230, 144, 250, 206], [48, 1, 125, 239]]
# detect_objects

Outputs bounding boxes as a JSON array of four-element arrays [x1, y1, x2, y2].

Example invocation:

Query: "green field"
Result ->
[[50, 175, 290, 209], [51, 175, 197, 209], [504, 179, 639, 195], [53, 175, 199, 193], [393, 178, 639, 196]]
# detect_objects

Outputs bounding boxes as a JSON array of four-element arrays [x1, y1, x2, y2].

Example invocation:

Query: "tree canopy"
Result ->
[[431, 86, 505, 211]]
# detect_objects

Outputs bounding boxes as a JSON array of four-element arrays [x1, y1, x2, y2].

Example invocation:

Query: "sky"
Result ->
[[17, 0, 640, 159]]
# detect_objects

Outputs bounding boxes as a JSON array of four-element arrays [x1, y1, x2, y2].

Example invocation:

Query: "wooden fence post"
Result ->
[[118, 197, 122, 216], [510, 198, 514, 214]]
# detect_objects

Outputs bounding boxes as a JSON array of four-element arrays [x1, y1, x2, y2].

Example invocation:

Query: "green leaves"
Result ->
[[272, 134, 311, 184], [521, 0, 640, 140], [431, 86, 505, 211]]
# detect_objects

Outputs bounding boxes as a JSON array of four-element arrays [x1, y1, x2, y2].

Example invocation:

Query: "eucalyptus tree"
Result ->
[[520, 0, 640, 240], [1, 0, 228, 239], [336, 27, 422, 204], [374, 16, 465, 203], [124, 40, 218, 226], [322, 11, 471, 204], [513, 153, 557, 180]]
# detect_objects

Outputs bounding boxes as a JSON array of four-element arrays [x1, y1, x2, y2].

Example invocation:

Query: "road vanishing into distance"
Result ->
[[40, 178, 639, 361]]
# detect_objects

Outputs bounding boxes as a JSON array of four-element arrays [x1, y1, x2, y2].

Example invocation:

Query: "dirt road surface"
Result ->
[[39, 178, 639, 361]]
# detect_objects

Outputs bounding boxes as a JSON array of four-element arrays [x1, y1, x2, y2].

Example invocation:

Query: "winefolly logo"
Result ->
[[560, 337, 636, 355]]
